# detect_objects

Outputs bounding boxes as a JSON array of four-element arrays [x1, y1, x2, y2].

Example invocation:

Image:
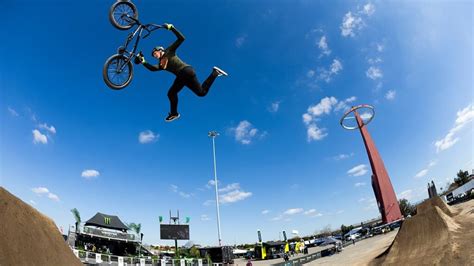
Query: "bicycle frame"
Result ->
[[116, 14, 162, 72]]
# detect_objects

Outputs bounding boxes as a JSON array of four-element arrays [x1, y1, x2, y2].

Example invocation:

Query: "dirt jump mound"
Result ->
[[371, 196, 473, 265], [0, 187, 82, 266]]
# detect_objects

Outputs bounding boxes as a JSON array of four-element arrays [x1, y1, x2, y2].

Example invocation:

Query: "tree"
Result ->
[[319, 224, 332, 237], [340, 224, 353, 236], [189, 246, 200, 258], [127, 222, 142, 235], [454, 169, 470, 186], [398, 198, 416, 217], [70, 208, 81, 233]]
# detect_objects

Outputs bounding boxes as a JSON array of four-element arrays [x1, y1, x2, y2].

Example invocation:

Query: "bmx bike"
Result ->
[[103, 1, 163, 90]]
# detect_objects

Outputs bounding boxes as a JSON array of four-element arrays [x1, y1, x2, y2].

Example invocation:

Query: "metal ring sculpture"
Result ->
[[340, 104, 375, 130]]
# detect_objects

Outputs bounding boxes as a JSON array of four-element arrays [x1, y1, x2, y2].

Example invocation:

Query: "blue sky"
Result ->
[[1, 0, 473, 246]]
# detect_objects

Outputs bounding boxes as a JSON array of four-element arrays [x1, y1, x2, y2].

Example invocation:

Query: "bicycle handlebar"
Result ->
[[142, 24, 164, 39]]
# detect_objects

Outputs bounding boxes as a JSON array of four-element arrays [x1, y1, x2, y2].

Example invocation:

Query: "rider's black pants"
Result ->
[[167, 66, 218, 115]]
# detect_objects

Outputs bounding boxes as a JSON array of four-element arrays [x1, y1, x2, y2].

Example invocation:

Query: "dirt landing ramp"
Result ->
[[370, 197, 473, 265], [0, 187, 82, 266]]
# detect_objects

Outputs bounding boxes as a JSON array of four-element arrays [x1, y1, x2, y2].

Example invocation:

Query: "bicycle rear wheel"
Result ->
[[109, 1, 138, 30], [103, 54, 134, 90]]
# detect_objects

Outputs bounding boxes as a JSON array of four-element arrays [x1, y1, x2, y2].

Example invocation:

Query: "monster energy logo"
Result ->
[[104, 217, 111, 225]]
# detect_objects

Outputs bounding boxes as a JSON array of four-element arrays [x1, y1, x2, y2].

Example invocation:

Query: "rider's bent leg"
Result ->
[[183, 67, 218, 97]]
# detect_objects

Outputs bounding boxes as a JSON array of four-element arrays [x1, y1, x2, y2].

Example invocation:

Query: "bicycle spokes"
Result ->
[[113, 4, 135, 27], [107, 57, 130, 86]]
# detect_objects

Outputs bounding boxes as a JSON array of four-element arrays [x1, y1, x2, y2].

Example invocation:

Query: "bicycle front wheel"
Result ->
[[103, 54, 134, 90], [109, 1, 138, 30]]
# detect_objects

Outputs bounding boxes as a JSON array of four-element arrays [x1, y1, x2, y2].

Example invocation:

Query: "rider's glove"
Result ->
[[164, 23, 174, 30], [135, 52, 146, 64]]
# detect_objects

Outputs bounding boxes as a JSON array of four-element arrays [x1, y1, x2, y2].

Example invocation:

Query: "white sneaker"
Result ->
[[213, 66, 228, 77]]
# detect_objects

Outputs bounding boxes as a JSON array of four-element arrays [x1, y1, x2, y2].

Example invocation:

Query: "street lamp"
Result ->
[[208, 131, 222, 246]]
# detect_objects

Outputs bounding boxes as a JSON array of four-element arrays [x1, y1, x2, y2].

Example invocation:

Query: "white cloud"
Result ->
[[283, 208, 304, 215], [398, 189, 413, 200], [170, 184, 192, 198], [29, 200, 37, 205], [385, 90, 396, 100], [318, 59, 343, 83], [340, 3, 375, 37], [307, 124, 327, 142], [220, 190, 252, 204], [170, 184, 179, 193], [307, 97, 338, 117], [333, 153, 354, 160], [139, 130, 159, 144], [318, 35, 331, 56], [366, 66, 383, 80], [341, 12, 363, 37], [203, 200, 214, 206], [32, 187, 49, 194], [31, 187, 60, 202], [201, 214, 210, 221], [179, 191, 191, 198], [38, 123, 56, 134], [414, 169, 429, 179], [269, 101, 280, 113], [206, 179, 218, 189], [335, 96, 357, 112], [355, 182, 366, 187], [81, 169, 100, 179], [347, 164, 368, 177], [32, 129, 48, 144], [363, 3, 375, 16], [219, 183, 240, 193], [47, 193, 60, 202], [307, 70, 315, 78], [205, 182, 252, 204], [231, 120, 265, 145], [435, 104, 474, 152], [8, 107, 19, 117], [376, 43, 384, 52], [303, 209, 322, 217], [235, 34, 247, 48], [360, 112, 372, 120], [414, 160, 437, 179], [303, 96, 356, 142], [367, 57, 383, 65], [271, 215, 283, 221], [330, 59, 343, 74], [262, 209, 270, 215]]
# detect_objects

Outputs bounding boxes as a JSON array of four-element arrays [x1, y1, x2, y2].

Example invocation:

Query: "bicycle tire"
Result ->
[[109, 1, 138, 30], [103, 54, 134, 90]]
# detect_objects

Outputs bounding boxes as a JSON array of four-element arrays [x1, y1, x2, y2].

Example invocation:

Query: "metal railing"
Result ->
[[72, 249, 211, 266]]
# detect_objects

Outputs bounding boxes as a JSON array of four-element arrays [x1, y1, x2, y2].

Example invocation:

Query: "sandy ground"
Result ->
[[0, 187, 82, 266], [305, 230, 398, 266], [371, 198, 473, 265]]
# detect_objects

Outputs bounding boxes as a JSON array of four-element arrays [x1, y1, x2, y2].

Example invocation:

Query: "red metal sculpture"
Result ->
[[341, 105, 403, 223]]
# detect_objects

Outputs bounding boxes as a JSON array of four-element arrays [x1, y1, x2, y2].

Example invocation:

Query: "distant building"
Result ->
[[67, 212, 151, 257]]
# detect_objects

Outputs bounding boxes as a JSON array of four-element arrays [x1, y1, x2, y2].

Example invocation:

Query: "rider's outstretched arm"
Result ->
[[166, 24, 185, 53], [143, 62, 160, 71]]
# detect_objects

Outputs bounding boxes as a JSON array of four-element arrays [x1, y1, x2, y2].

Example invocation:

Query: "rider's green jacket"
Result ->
[[143, 27, 189, 75]]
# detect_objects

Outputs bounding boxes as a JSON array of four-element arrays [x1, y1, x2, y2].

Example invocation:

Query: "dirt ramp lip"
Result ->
[[370, 197, 462, 265], [0, 187, 82, 266]]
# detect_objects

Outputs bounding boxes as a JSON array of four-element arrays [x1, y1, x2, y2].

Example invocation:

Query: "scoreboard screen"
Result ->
[[160, 224, 190, 240]]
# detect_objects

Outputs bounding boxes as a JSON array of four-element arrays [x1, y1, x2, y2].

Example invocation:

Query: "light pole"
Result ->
[[208, 131, 222, 246]]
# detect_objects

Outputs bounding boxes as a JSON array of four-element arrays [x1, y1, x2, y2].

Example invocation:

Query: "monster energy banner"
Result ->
[[84, 212, 129, 231], [160, 224, 190, 240]]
